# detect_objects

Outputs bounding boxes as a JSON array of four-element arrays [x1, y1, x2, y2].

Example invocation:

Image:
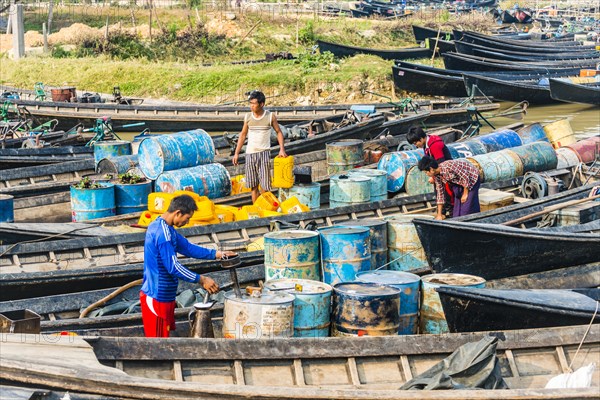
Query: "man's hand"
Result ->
[[216, 250, 238, 259], [278, 149, 287, 158], [461, 192, 468, 204], [200, 275, 219, 294], [232, 153, 239, 166]]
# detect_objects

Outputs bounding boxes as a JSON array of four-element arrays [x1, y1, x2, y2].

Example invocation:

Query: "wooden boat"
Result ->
[[1, 325, 598, 399], [454, 40, 600, 60], [549, 79, 600, 106], [0, 177, 526, 300], [412, 25, 454, 42], [413, 184, 600, 281], [458, 30, 594, 50], [438, 287, 600, 333], [462, 74, 557, 104], [393, 61, 579, 98], [317, 39, 432, 61], [443, 52, 596, 73], [0, 158, 96, 198]]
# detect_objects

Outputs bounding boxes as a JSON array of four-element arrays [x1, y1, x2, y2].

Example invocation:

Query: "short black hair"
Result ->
[[406, 125, 426, 145], [248, 90, 266, 104], [418, 155, 438, 171], [168, 194, 198, 215]]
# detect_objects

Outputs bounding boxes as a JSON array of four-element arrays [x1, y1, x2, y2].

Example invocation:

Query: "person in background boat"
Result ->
[[418, 156, 481, 220], [141, 194, 237, 338], [407, 125, 453, 216], [232, 90, 287, 203]]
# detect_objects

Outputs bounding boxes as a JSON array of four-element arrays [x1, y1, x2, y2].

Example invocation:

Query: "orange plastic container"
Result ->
[[235, 205, 261, 220], [580, 69, 597, 77], [137, 210, 161, 227], [190, 199, 215, 221], [260, 209, 283, 218], [215, 205, 237, 223], [254, 191, 279, 211], [148, 193, 173, 213], [280, 196, 309, 214], [272, 156, 294, 188]]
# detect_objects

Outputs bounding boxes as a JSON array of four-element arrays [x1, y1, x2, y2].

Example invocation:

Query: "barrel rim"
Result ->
[[337, 218, 387, 228], [421, 273, 486, 287], [333, 281, 401, 297], [318, 225, 371, 235], [70, 182, 115, 190], [264, 278, 333, 295], [356, 270, 421, 285], [224, 291, 296, 304], [264, 229, 320, 240]]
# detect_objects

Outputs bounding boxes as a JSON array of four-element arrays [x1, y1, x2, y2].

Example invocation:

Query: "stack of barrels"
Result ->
[[222, 214, 486, 340]]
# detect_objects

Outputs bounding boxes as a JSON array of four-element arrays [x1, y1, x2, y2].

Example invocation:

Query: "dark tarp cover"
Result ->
[[401, 336, 508, 390]]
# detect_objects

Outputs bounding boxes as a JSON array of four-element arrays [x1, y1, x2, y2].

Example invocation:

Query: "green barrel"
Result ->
[[326, 140, 364, 175]]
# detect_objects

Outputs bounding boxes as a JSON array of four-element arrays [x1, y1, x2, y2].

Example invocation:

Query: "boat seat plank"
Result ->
[[121, 360, 174, 380], [303, 358, 352, 386], [356, 356, 406, 385], [181, 360, 235, 384], [243, 360, 295, 386], [512, 348, 562, 377]]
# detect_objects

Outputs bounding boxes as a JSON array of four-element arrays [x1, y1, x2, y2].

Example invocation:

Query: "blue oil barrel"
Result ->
[[473, 129, 522, 153], [447, 141, 486, 159], [97, 155, 139, 175], [348, 169, 388, 202], [377, 149, 424, 193], [329, 174, 371, 208], [155, 163, 231, 199], [338, 219, 388, 269], [506, 142, 558, 174], [319, 226, 371, 286], [264, 230, 320, 281], [332, 282, 400, 336], [138, 129, 215, 180], [93, 140, 132, 168], [420, 273, 486, 334], [404, 166, 435, 197], [0, 194, 14, 223], [70, 182, 116, 222], [264, 279, 332, 338], [356, 270, 421, 335], [387, 214, 434, 271], [326, 140, 364, 174], [114, 180, 153, 215], [516, 123, 549, 144], [278, 183, 321, 210], [469, 151, 523, 183]]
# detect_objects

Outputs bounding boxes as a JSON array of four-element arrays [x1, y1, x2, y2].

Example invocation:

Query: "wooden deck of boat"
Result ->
[[0, 325, 598, 399]]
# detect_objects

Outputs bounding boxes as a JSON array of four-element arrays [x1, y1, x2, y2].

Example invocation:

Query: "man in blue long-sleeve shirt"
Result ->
[[141, 194, 236, 337]]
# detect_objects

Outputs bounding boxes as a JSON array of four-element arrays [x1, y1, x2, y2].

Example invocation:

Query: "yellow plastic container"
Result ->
[[173, 190, 205, 203], [260, 209, 283, 218], [254, 191, 280, 211], [272, 156, 295, 189], [190, 199, 215, 221], [215, 205, 237, 223], [148, 193, 173, 213], [231, 175, 252, 195], [280, 196, 310, 214], [235, 205, 261, 221], [543, 119, 576, 149], [137, 210, 161, 227]]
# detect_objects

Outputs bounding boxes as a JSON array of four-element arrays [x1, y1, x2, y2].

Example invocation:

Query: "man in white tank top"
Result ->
[[233, 90, 287, 202]]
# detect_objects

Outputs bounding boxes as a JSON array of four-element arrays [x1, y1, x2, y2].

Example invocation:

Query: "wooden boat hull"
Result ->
[[412, 25, 454, 42], [454, 40, 600, 60], [0, 325, 598, 399], [549, 79, 600, 106], [444, 53, 598, 72], [459, 30, 594, 51], [438, 287, 600, 333], [317, 39, 432, 61], [414, 219, 600, 280], [463, 74, 556, 105]]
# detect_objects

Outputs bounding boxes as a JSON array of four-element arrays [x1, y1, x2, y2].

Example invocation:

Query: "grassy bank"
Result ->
[[1, 7, 494, 104]]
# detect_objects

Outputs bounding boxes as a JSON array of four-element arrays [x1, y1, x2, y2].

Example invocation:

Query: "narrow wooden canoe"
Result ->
[[443, 52, 598, 72], [438, 287, 600, 333], [317, 39, 432, 61], [459, 30, 594, 50], [549, 79, 600, 106], [412, 25, 454, 42], [1, 325, 598, 399], [454, 40, 600, 60], [463, 74, 557, 105]]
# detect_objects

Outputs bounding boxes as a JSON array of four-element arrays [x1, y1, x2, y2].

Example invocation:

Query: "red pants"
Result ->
[[140, 291, 176, 338]]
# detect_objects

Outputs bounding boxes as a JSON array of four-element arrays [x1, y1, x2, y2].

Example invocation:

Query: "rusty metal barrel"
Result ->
[[543, 119, 576, 149], [356, 270, 421, 335], [338, 219, 388, 269], [506, 141, 558, 173], [516, 123, 549, 144], [329, 174, 371, 208], [468, 152, 522, 183], [264, 230, 320, 281], [223, 291, 295, 339], [347, 169, 388, 202], [319, 226, 371, 286], [404, 166, 435, 196], [387, 214, 434, 271], [332, 282, 401, 337], [420, 273, 486, 334], [566, 136, 600, 164], [326, 140, 364, 174], [556, 147, 581, 169]]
